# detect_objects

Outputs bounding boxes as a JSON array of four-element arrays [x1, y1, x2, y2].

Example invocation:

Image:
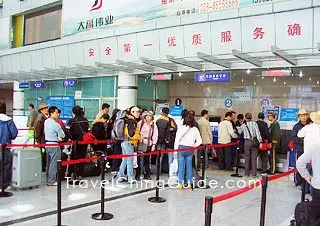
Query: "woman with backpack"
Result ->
[[136, 111, 158, 180]]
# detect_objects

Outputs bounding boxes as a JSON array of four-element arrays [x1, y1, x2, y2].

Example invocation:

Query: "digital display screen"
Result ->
[[24, 5, 62, 45], [63, 79, 77, 87], [32, 81, 45, 88]]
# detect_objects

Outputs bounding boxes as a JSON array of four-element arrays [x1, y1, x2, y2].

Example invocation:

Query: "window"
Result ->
[[24, 5, 62, 45]]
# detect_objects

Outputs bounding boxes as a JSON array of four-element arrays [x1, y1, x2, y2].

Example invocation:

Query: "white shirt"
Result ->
[[218, 120, 238, 144], [297, 143, 320, 189], [174, 125, 202, 150], [297, 123, 320, 153]]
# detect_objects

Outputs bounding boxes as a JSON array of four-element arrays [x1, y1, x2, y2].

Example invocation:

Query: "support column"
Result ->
[[13, 81, 24, 116], [117, 72, 137, 110]]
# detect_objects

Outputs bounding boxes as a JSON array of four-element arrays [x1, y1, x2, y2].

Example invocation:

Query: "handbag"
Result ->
[[75, 118, 97, 142], [245, 123, 260, 148], [259, 140, 272, 151], [137, 121, 154, 153]]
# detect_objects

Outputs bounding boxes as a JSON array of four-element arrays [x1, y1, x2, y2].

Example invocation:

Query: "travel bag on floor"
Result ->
[[12, 148, 42, 189]]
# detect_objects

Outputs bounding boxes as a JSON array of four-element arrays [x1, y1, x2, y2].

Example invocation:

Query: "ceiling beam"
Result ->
[[95, 62, 133, 73], [197, 52, 231, 68], [271, 46, 298, 66], [140, 57, 177, 71], [232, 49, 262, 67], [166, 55, 203, 70], [116, 60, 154, 72]]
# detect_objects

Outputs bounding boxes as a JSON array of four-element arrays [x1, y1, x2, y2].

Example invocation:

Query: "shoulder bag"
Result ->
[[245, 122, 260, 148]]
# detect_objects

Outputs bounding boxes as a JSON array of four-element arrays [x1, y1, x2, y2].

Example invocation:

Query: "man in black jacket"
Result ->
[[156, 107, 177, 174], [256, 113, 272, 173], [291, 108, 309, 186]]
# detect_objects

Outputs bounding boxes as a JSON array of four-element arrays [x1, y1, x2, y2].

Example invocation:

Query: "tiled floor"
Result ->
[[0, 168, 304, 226]]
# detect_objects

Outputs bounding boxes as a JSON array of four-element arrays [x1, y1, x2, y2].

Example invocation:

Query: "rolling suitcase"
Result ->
[[12, 148, 42, 189]]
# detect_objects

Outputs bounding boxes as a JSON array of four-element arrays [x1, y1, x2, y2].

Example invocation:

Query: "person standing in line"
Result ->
[[118, 107, 141, 184], [25, 103, 38, 144], [256, 113, 272, 174], [238, 113, 262, 178], [292, 109, 309, 186], [296, 111, 320, 226], [34, 103, 49, 172], [44, 106, 65, 186], [197, 110, 213, 169], [109, 109, 123, 175], [96, 103, 110, 120], [268, 112, 281, 174], [217, 112, 238, 171], [66, 106, 90, 179], [137, 111, 158, 180], [156, 107, 177, 174], [174, 113, 202, 190], [0, 101, 18, 190]]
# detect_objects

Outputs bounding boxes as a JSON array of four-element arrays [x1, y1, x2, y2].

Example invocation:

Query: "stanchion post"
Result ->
[[92, 154, 113, 220], [301, 178, 306, 202], [56, 160, 64, 226], [204, 196, 213, 226], [231, 146, 242, 178], [148, 148, 166, 203], [0, 144, 13, 198], [260, 174, 268, 226], [199, 146, 210, 189]]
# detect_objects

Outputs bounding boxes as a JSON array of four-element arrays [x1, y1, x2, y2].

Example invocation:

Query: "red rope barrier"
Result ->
[[213, 180, 263, 203], [212, 168, 297, 204], [61, 142, 239, 166]]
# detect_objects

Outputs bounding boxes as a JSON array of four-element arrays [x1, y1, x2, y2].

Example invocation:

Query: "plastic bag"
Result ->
[[133, 153, 138, 168], [169, 158, 178, 177]]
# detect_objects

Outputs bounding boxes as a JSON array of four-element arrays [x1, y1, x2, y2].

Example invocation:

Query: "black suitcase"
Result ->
[[291, 179, 311, 226]]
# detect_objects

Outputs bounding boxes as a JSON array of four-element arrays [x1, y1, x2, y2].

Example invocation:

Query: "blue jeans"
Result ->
[[119, 142, 134, 181], [46, 147, 61, 184], [158, 144, 173, 173], [178, 146, 193, 185]]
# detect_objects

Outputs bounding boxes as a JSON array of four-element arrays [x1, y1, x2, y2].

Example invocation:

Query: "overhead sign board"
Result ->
[[195, 71, 231, 82], [32, 81, 45, 88], [62, 0, 281, 37], [63, 79, 77, 87], [151, 74, 172, 81], [19, 82, 30, 89]]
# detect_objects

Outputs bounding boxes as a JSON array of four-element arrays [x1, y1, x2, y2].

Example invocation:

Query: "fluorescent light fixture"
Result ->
[[246, 69, 251, 74], [178, 72, 182, 77]]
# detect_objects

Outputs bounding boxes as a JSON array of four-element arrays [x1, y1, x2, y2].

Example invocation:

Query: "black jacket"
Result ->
[[67, 116, 90, 141], [292, 122, 305, 153], [156, 116, 177, 145], [256, 120, 272, 142]]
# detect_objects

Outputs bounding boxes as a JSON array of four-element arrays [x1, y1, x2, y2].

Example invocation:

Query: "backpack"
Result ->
[[111, 111, 127, 141], [74, 118, 97, 142], [294, 200, 310, 226]]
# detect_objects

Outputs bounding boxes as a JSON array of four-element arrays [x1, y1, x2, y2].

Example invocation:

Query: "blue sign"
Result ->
[[63, 79, 77, 87], [280, 108, 299, 122], [32, 81, 45, 88], [224, 99, 233, 108], [46, 96, 75, 120], [195, 71, 231, 83], [170, 105, 184, 117], [262, 105, 281, 120], [19, 82, 30, 89], [261, 98, 270, 107]]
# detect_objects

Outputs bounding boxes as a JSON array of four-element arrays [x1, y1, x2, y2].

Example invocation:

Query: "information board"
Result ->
[[262, 105, 281, 120], [195, 71, 231, 82], [280, 108, 299, 122], [46, 96, 74, 120]]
